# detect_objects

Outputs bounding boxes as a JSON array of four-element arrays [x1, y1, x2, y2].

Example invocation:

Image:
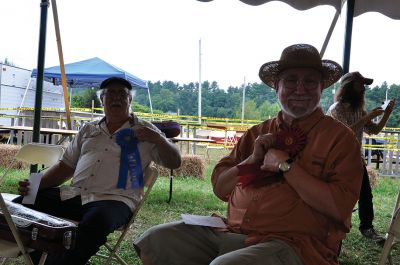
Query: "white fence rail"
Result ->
[[364, 130, 400, 177]]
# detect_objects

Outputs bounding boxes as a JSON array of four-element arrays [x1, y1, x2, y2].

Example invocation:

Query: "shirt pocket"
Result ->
[[81, 136, 101, 156], [308, 154, 326, 178]]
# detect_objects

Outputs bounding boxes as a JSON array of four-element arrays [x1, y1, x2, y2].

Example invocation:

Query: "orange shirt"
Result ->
[[211, 108, 363, 265]]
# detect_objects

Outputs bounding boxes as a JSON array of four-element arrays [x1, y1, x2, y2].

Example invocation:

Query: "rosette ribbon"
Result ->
[[116, 128, 143, 189], [239, 127, 307, 188]]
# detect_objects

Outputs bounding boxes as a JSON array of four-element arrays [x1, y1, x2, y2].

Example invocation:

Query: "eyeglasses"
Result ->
[[280, 78, 321, 91], [103, 89, 131, 98]]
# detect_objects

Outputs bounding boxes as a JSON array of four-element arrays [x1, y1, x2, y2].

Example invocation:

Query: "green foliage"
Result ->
[[1, 161, 399, 265], [258, 101, 281, 120], [235, 100, 259, 120], [78, 80, 400, 127], [71, 88, 101, 109], [131, 102, 163, 114]]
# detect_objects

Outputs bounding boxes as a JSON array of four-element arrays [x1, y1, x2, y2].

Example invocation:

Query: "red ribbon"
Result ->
[[238, 127, 307, 188]]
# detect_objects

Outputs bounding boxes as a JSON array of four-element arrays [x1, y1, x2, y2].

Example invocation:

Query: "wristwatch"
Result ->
[[278, 158, 294, 173]]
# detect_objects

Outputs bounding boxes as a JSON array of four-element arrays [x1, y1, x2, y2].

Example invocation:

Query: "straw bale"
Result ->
[[156, 155, 205, 180], [366, 165, 378, 189], [0, 144, 27, 169]]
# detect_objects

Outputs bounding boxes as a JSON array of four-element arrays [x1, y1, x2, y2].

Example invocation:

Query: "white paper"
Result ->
[[181, 214, 227, 228], [381, 100, 391, 111], [22, 172, 43, 205]]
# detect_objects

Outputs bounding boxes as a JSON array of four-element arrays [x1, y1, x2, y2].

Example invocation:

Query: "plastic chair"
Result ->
[[0, 143, 65, 265], [93, 164, 159, 265], [378, 191, 400, 265]]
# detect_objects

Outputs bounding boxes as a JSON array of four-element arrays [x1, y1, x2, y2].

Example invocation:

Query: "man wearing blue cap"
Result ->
[[15, 77, 181, 264]]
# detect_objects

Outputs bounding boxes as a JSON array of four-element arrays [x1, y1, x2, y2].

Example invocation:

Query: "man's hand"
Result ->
[[249, 133, 276, 163], [261, 148, 290, 172], [134, 126, 164, 144], [17, 179, 30, 196]]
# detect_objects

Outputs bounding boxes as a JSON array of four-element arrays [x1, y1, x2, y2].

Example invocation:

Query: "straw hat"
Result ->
[[259, 44, 343, 90]]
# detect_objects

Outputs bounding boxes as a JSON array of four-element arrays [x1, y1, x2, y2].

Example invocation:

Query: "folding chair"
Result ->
[[0, 143, 65, 265], [378, 191, 400, 265], [94, 164, 159, 265]]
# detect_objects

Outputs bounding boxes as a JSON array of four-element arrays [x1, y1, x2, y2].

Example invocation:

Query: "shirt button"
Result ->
[[244, 217, 251, 223], [91, 174, 94, 177], [97, 160, 100, 162], [105, 148, 108, 151]]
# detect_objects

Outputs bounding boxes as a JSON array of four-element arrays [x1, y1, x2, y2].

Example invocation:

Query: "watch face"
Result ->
[[279, 161, 290, 172]]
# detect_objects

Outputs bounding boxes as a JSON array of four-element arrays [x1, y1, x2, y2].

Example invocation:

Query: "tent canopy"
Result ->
[[31, 57, 148, 89], [197, 0, 400, 19]]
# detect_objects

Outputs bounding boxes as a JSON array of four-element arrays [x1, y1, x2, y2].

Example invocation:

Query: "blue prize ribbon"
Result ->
[[116, 128, 143, 189]]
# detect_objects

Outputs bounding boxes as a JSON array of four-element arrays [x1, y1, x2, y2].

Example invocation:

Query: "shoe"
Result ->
[[360, 228, 386, 244]]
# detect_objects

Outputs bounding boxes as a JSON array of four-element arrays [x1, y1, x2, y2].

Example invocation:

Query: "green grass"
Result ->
[[1, 151, 400, 264]]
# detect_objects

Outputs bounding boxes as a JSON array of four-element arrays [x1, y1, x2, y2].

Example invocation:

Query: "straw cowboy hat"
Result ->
[[259, 44, 343, 90]]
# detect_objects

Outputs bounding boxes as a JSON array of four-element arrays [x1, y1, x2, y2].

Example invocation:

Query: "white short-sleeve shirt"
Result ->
[[60, 114, 165, 211]]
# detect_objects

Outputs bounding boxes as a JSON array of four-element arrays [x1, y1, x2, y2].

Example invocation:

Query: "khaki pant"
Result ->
[[134, 221, 304, 265]]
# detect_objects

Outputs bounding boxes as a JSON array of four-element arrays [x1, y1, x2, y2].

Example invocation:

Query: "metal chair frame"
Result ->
[[0, 143, 65, 265], [379, 191, 400, 265], [93, 165, 159, 265]]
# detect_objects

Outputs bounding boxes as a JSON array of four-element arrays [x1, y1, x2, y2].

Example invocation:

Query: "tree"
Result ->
[[71, 88, 101, 109], [0, 57, 15, 66], [258, 101, 280, 120], [130, 78, 400, 127], [236, 100, 260, 120]]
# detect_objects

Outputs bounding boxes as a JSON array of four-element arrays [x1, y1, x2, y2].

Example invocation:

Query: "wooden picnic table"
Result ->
[[0, 125, 78, 145], [171, 137, 215, 143]]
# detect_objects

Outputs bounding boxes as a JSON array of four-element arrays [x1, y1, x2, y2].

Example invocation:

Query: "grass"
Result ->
[[0, 147, 399, 264]]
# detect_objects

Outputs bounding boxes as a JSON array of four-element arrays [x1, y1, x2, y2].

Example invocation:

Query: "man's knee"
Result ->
[[80, 201, 131, 235], [210, 240, 303, 265]]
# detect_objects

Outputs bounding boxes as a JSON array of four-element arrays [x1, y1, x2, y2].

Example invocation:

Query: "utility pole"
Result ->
[[198, 39, 202, 124], [241, 77, 246, 124]]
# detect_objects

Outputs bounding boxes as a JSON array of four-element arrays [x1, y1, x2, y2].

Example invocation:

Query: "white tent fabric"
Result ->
[[353, 0, 400, 19], [197, 0, 400, 19], [197, 0, 341, 10]]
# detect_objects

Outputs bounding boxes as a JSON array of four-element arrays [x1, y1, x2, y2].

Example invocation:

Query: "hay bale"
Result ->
[[156, 155, 205, 180], [366, 165, 378, 189], [0, 144, 27, 169]]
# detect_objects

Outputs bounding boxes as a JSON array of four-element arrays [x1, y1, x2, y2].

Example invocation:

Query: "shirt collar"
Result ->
[[97, 113, 137, 127], [276, 107, 325, 135]]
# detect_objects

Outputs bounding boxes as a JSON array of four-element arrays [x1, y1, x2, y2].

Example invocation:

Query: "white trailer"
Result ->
[[0, 63, 65, 126]]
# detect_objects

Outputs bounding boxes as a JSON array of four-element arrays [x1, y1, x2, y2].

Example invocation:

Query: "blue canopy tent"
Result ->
[[31, 57, 148, 90], [29, 56, 153, 120]]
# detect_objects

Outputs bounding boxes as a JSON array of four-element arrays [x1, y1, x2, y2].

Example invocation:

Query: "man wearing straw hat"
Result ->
[[134, 44, 363, 265], [327, 71, 396, 244]]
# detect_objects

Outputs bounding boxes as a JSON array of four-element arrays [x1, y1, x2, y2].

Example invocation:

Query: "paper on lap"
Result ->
[[181, 214, 227, 228], [22, 172, 43, 205]]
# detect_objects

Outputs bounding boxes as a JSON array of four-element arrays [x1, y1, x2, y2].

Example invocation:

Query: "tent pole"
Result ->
[[17, 78, 32, 116], [147, 85, 154, 117], [320, 0, 345, 57], [32, 0, 50, 173], [342, 0, 355, 74], [51, 0, 72, 130]]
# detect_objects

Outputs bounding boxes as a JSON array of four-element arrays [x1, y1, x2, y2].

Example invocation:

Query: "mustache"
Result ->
[[287, 97, 311, 100], [111, 101, 122, 107]]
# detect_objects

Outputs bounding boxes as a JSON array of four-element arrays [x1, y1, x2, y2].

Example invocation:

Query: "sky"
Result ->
[[1, 0, 400, 90]]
